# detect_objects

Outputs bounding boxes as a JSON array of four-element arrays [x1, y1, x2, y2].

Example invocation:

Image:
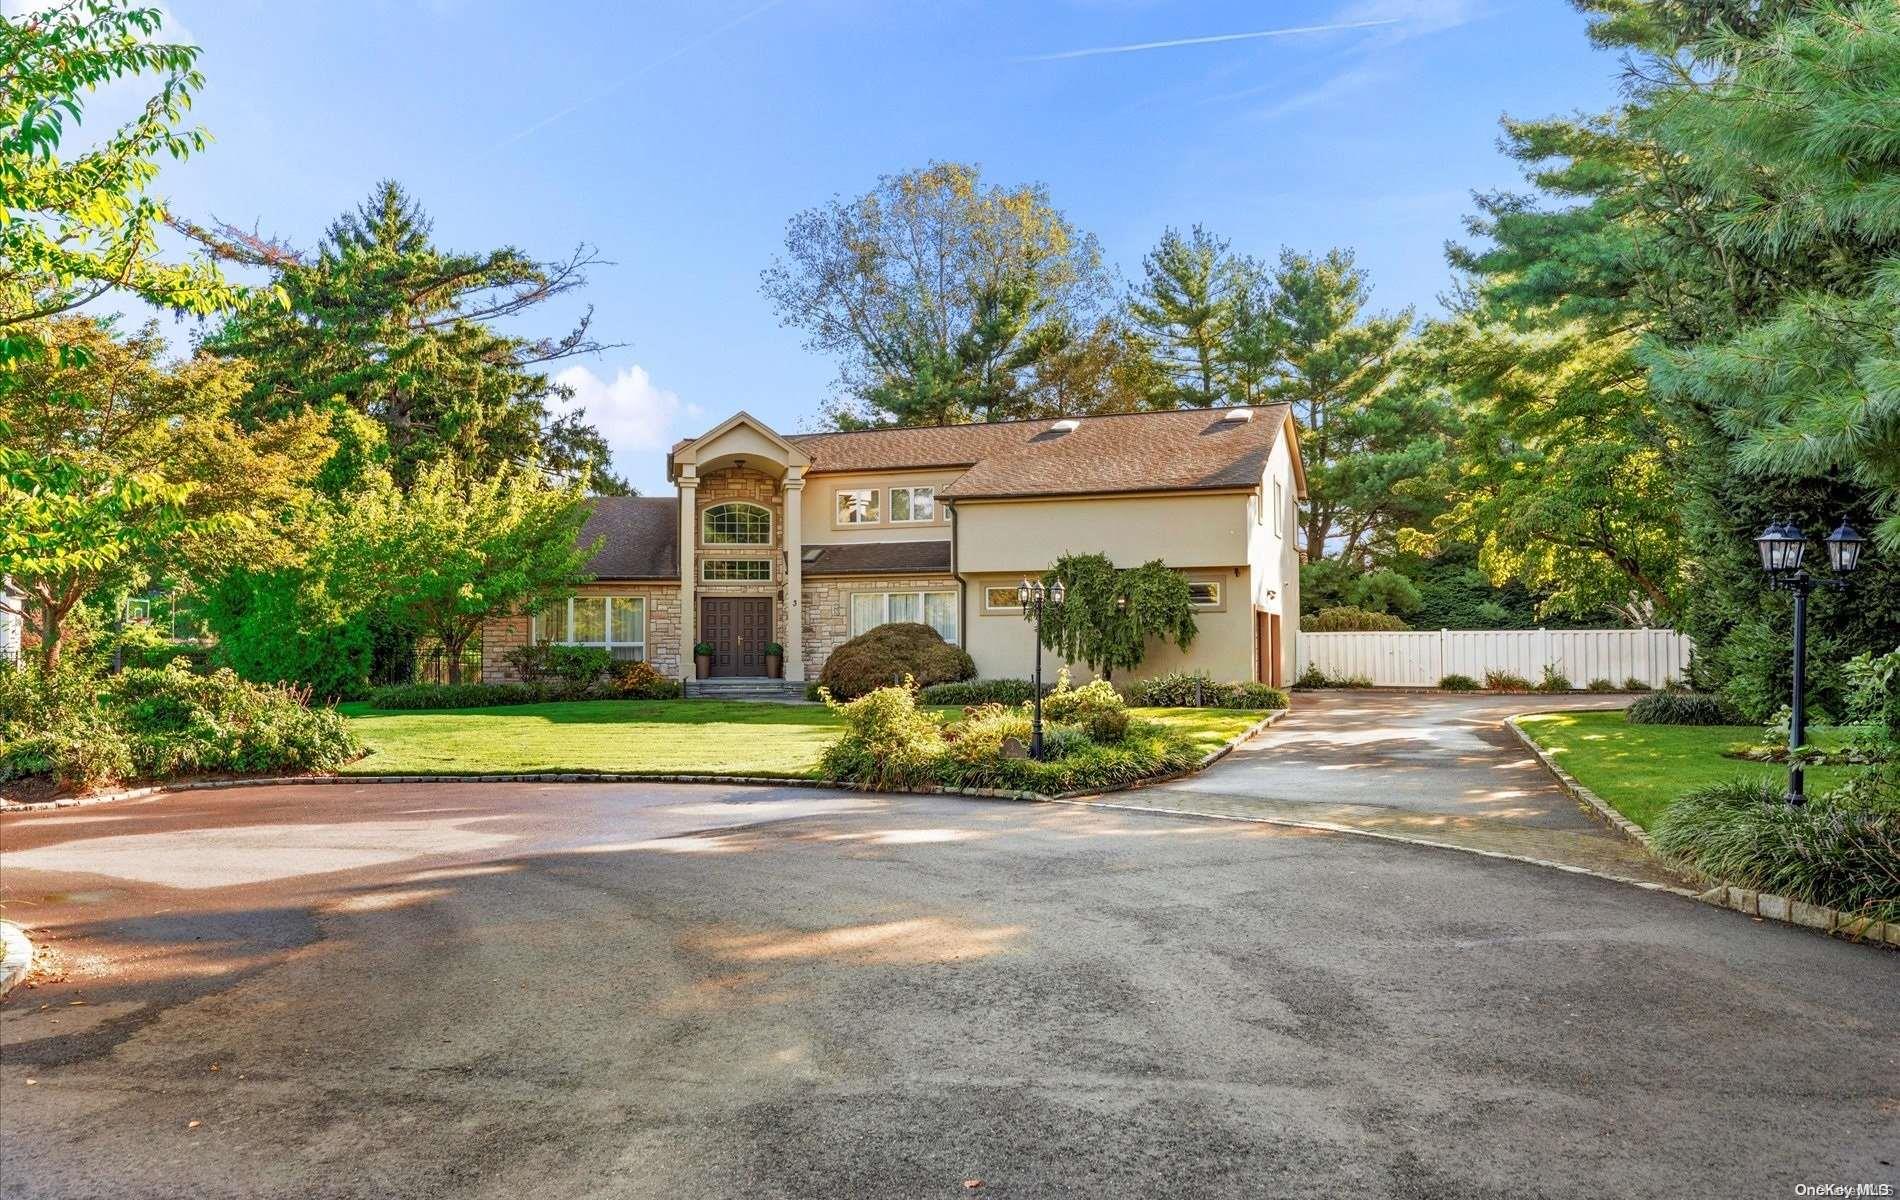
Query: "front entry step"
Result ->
[[685, 678, 810, 703]]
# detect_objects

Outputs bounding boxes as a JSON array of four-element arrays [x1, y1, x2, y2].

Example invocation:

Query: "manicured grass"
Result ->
[[1514, 711, 1863, 830], [339, 698, 1266, 780]]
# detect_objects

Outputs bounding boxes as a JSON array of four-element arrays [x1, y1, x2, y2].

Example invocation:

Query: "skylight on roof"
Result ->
[[1219, 408, 1254, 423], [1050, 418, 1080, 433]]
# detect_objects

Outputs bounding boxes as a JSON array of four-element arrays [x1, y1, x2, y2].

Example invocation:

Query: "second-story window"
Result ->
[[703, 502, 771, 545], [890, 485, 935, 523], [836, 488, 880, 524]]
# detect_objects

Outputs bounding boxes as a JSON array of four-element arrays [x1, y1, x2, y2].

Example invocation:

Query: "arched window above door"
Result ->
[[702, 501, 772, 545]]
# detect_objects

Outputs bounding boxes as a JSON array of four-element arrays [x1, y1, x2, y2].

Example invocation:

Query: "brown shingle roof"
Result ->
[[579, 496, 677, 580], [801, 541, 953, 577], [787, 405, 1290, 499]]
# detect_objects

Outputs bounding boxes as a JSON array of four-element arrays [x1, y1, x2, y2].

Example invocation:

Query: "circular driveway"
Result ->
[[1, 780, 1895, 1198]]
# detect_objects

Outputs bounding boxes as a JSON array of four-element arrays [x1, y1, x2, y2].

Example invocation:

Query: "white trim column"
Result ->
[[782, 467, 806, 682], [677, 467, 697, 681]]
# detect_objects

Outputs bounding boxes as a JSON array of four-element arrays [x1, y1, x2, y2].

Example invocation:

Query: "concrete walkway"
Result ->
[[1121, 692, 1692, 890]]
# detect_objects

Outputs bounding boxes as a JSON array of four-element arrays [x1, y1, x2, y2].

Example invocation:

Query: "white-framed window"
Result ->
[[703, 501, 772, 545], [836, 488, 880, 524], [1187, 581, 1222, 608], [850, 589, 957, 643], [982, 585, 1021, 611], [703, 559, 772, 583], [534, 596, 647, 660], [890, 485, 936, 523], [1273, 479, 1284, 537]]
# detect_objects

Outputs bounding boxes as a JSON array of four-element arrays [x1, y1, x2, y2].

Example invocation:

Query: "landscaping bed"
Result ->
[[341, 696, 1263, 783], [1516, 709, 1896, 926]]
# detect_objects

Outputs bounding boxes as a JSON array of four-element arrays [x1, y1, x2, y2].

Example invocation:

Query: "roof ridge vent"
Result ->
[[1049, 418, 1081, 433], [1218, 408, 1254, 423]]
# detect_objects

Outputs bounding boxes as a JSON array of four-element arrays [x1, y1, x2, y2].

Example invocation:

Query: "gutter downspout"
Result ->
[[950, 502, 964, 649]]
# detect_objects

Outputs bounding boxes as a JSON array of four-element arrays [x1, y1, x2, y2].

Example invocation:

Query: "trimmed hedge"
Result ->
[[1301, 606, 1410, 632], [1438, 673, 1481, 691], [920, 679, 1040, 706], [1626, 691, 1734, 726], [819, 623, 975, 701], [366, 673, 682, 710], [1128, 671, 1288, 710]]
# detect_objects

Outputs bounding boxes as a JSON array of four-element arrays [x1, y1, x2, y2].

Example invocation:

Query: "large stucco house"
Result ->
[[479, 405, 1306, 696]]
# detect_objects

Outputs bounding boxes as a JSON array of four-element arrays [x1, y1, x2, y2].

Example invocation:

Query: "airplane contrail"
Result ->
[[492, 0, 785, 152], [1018, 17, 1403, 62]]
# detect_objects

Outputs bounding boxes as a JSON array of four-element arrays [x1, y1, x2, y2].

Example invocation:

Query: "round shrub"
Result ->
[[1626, 691, 1736, 726], [818, 623, 975, 701], [1041, 676, 1125, 723], [1438, 673, 1481, 691], [1081, 707, 1131, 744]]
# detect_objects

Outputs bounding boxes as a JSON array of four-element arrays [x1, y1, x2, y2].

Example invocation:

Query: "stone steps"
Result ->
[[685, 678, 810, 703]]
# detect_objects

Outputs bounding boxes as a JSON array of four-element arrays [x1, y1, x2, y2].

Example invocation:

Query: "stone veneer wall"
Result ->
[[694, 466, 789, 650], [479, 582, 682, 683], [800, 574, 960, 681]]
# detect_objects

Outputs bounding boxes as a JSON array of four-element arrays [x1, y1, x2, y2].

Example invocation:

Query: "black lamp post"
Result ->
[[1018, 576, 1066, 759], [1755, 517, 1867, 805]]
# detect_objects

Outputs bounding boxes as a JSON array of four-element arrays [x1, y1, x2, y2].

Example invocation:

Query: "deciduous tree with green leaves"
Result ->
[[761, 161, 1111, 427], [334, 463, 596, 685], [0, 318, 331, 669]]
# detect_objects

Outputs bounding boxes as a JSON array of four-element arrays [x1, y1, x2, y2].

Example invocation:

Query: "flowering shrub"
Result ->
[[818, 679, 946, 790]]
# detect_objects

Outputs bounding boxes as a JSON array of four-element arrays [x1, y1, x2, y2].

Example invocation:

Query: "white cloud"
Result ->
[[554, 363, 700, 479]]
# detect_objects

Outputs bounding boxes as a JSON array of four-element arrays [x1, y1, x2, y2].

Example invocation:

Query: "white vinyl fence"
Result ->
[[1295, 628, 1693, 689]]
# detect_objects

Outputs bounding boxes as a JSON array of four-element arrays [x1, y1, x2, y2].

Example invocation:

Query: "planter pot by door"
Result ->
[[695, 653, 712, 678], [764, 653, 782, 678]]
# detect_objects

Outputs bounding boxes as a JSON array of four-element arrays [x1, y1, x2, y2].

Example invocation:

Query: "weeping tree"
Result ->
[[1035, 554, 1197, 680]]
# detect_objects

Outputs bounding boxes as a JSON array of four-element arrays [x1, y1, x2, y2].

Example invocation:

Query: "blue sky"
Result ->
[[104, 0, 1621, 494]]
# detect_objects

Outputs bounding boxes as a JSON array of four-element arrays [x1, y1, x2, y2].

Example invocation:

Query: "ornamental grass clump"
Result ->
[[1652, 777, 1900, 923], [1626, 691, 1734, 726]]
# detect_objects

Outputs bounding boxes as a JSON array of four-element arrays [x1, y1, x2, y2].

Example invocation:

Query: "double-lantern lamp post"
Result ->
[[1017, 577, 1066, 760], [1754, 517, 1867, 805]]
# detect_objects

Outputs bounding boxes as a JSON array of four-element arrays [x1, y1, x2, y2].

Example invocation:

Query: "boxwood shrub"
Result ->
[[366, 661, 681, 709], [920, 679, 1039, 706], [1128, 671, 1288, 710]]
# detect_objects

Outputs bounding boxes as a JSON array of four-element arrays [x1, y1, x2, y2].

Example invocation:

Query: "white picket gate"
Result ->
[[1294, 628, 1693, 689]]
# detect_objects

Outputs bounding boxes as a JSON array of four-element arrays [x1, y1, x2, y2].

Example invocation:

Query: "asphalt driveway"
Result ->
[[1164, 691, 1632, 829], [2, 779, 1895, 1199]]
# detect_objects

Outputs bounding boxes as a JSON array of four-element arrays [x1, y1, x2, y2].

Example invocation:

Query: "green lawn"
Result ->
[[1514, 710, 1863, 829], [339, 699, 1267, 779]]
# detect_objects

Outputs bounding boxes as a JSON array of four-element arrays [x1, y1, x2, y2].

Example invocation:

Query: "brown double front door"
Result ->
[[700, 597, 772, 677]]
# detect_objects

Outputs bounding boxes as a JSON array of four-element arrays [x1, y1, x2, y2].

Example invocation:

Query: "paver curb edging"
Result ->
[[0, 921, 33, 999], [1504, 715, 1662, 854], [0, 707, 1291, 814], [1506, 713, 1898, 951]]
